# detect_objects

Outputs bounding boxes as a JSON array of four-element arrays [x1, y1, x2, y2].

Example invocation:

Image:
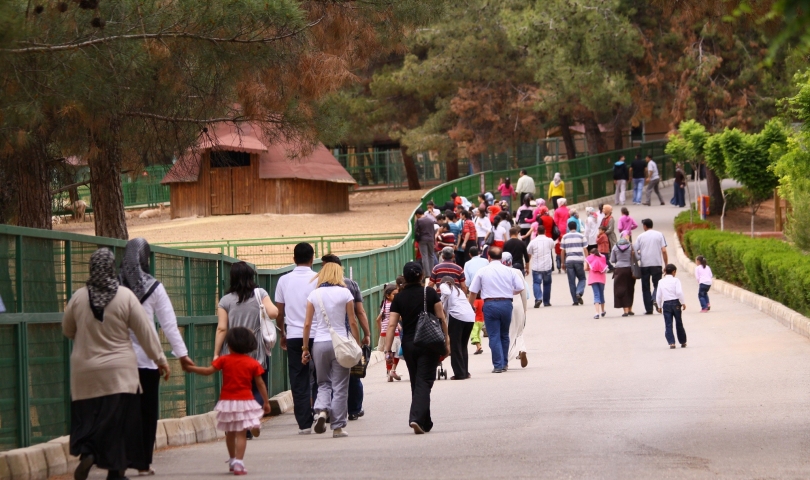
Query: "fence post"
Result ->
[[15, 235, 22, 313], [65, 240, 72, 298], [184, 257, 195, 415], [17, 322, 30, 447]]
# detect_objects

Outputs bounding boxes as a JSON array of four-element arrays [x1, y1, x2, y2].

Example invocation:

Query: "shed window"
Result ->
[[211, 150, 251, 168]]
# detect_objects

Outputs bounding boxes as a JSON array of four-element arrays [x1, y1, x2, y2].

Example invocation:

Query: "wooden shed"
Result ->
[[162, 122, 356, 219]]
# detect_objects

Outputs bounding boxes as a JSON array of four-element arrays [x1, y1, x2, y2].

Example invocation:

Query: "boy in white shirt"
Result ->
[[655, 264, 687, 349]]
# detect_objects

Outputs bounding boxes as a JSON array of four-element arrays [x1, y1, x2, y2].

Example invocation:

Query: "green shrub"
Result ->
[[683, 229, 810, 315], [722, 187, 749, 211], [674, 210, 714, 251]]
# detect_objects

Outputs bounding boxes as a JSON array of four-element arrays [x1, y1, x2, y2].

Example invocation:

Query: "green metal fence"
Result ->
[[157, 233, 407, 269]]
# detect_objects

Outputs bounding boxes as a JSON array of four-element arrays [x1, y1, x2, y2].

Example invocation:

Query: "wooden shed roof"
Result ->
[[162, 122, 355, 185]]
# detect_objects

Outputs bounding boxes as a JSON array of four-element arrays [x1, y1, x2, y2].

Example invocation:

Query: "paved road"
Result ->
[[93, 182, 810, 479]]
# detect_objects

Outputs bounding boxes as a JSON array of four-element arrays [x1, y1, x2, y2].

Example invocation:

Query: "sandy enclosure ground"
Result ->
[[54, 189, 428, 244]]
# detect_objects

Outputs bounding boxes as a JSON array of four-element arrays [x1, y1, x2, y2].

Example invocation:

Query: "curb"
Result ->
[[672, 233, 810, 339]]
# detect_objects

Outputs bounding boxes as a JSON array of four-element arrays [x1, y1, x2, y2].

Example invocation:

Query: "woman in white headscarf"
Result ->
[[583, 207, 599, 250], [63, 248, 169, 480], [548, 173, 566, 209], [502, 252, 529, 369], [119, 238, 191, 475]]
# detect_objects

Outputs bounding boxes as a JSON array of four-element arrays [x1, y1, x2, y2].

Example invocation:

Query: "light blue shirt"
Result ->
[[464, 256, 489, 285]]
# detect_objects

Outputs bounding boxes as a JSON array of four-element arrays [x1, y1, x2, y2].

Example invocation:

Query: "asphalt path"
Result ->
[[89, 181, 810, 479]]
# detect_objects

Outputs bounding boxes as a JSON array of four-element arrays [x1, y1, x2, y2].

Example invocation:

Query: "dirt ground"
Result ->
[[703, 198, 784, 234], [54, 189, 429, 244]]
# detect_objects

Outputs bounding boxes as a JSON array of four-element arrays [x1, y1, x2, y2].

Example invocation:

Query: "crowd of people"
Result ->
[[58, 164, 709, 478]]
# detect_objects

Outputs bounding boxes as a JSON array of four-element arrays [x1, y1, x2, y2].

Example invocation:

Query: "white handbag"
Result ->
[[315, 289, 362, 368], [254, 289, 277, 352]]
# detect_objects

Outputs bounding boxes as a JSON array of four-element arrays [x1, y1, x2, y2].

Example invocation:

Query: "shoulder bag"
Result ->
[[414, 287, 446, 352], [254, 289, 277, 353], [350, 345, 371, 378], [315, 289, 363, 368], [630, 249, 642, 279]]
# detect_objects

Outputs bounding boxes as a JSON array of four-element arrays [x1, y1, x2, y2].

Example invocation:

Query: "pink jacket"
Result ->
[[618, 215, 637, 234], [586, 254, 608, 285], [553, 206, 570, 236]]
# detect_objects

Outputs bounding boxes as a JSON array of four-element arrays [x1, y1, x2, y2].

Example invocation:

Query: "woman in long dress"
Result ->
[[63, 248, 169, 480], [119, 238, 192, 475], [610, 237, 637, 316], [503, 253, 529, 369]]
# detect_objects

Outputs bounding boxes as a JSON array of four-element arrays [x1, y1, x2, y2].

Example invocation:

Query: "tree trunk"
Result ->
[[582, 114, 607, 155], [558, 113, 577, 160], [612, 119, 624, 151], [705, 167, 724, 215], [89, 121, 129, 239], [15, 148, 53, 230], [400, 147, 421, 191], [445, 145, 460, 182]]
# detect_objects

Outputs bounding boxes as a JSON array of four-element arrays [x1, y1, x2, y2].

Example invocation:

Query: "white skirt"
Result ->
[[214, 399, 264, 432]]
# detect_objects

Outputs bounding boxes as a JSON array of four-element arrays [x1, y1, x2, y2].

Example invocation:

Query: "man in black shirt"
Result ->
[[613, 155, 629, 206], [503, 226, 529, 276], [629, 154, 647, 205]]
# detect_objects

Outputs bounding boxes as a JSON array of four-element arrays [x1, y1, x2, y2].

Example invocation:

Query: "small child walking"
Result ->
[[375, 285, 401, 381], [584, 247, 608, 319], [695, 255, 713, 312], [655, 264, 688, 349], [470, 298, 485, 354], [597, 226, 613, 271], [184, 327, 270, 475]]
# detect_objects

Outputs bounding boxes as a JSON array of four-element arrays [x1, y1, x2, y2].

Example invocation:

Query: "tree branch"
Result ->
[[121, 112, 247, 124], [4, 17, 324, 54]]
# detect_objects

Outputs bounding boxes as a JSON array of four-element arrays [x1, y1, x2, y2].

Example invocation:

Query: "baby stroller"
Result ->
[[436, 355, 448, 380]]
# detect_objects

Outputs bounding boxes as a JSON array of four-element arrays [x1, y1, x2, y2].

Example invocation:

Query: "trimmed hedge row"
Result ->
[[683, 229, 810, 315]]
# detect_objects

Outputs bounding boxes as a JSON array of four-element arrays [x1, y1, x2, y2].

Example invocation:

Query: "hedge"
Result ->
[[683, 229, 810, 315]]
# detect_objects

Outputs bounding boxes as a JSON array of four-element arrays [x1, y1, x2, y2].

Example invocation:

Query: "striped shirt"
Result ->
[[430, 262, 465, 285], [560, 231, 587, 264]]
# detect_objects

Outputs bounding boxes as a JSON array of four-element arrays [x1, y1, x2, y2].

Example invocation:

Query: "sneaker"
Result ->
[[594, 314, 600, 319], [298, 428, 311, 435], [74, 454, 95, 480], [227, 459, 235, 472], [700, 309, 708, 313], [534, 300, 541, 309], [388, 374, 394, 382], [544, 303, 552, 307], [313, 411, 327, 434], [669, 344, 676, 349], [348, 410, 364, 421], [601, 312, 606, 317], [491, 368, 504, 373], [390, 371, 401, 381], [572, 302, 579, 306], [410, 422, 425, 434], [576, 293, 584, 305], [519, 351, 528, 368], [250, 427, 260, 438], [707, 305, 711, 310], [681, 343, 687, 348], [333, 428, 349, 438], [232, 462, 247, 476]]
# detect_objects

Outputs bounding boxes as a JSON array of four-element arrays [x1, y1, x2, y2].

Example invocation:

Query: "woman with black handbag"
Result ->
[[384, 262, 449, 434]]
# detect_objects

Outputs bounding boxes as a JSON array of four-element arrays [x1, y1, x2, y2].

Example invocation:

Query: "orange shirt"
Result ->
[[474, 298, 484, 322]]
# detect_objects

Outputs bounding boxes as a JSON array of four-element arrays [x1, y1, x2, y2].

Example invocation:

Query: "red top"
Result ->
[[597, 233, 610, 254], [474, 298, 484, 322], [212, 354, 265, 401], [540, 215, 555, 238], [461, 220, 477, 242]]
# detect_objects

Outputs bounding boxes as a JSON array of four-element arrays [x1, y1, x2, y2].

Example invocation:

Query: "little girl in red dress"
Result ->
[[184, 327, 270, 476]]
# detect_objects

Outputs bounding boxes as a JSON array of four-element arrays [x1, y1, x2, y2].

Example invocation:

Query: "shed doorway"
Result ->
[[209, 151, 252, 215]]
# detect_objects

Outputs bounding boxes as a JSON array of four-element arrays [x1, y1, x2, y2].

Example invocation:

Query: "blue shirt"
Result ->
[[464, 256, 489, 285]]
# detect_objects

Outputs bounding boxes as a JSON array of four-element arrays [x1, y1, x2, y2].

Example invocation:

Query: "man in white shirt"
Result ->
[[655, 264, 687, 349], [275, 243, 318, 434], [516, 169, 536, 204], [463, 245, 489, 285], [526, 225, 555, 308], [634, 219, 669, 315], [643, 155, 665, 206], [468, 247, 525, 373]]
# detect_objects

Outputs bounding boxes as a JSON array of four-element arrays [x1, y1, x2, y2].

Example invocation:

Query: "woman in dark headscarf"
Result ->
[[610, 236, 637, 316], [63, 248, 169, 480], [119, 238, 191, 475]]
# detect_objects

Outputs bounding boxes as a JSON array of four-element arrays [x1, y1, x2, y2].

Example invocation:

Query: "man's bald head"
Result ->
[[488, 247, 503, 260]]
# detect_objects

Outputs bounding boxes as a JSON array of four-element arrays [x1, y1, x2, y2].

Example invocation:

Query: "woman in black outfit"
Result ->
[[384, 262, 450, 434]]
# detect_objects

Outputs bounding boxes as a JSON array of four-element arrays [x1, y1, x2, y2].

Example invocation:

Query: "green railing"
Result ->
[[157, 233, 407, 269], [0, 139, 669, 452]]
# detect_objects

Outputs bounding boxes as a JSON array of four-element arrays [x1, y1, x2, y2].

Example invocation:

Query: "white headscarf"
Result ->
[[553, 172, 562, 186], [501, 251, 513, 267], [557, 197, 567, 207]]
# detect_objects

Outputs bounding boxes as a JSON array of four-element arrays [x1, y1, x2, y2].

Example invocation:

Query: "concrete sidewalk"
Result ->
[[82, 181, 810, 479]]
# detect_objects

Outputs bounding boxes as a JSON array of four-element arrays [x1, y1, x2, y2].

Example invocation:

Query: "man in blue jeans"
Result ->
[[560, 221, 588, 305], [630, 154, 647, 205], [527, 225, 555, 308], [468, 247, 525, 373]]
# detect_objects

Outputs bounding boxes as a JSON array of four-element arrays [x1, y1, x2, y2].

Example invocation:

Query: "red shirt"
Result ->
[[213, 354, 265, 401], [474, 298, 484, 322], [461, 220, 477, 242], [540, 215, 555, 238]]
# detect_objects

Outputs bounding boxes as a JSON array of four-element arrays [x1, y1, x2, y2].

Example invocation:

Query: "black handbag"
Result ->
[[551, 223, 561, 240], [484, 230, 495, 246], [414, 287, 446, 351], [350, 345, 372, 378]]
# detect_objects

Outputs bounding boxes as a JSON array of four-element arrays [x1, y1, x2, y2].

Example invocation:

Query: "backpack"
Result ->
[[517, 208, 533, 225]]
